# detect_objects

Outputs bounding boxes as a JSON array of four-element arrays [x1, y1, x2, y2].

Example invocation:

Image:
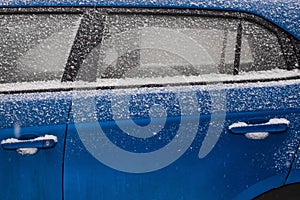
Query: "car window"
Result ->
[[80, 14, 237, 79], [75, 12, 299, 84], [239, 21, 286, 72], [0, 13, 81, 84], [0, 10, 297, 90]]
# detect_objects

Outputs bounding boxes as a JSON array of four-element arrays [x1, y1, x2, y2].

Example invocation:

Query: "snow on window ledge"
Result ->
[[0, 69, 299, 93]]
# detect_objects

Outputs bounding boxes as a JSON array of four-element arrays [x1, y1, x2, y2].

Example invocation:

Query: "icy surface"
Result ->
[[0, 13, 81, 84], [0, 81, 74, 92], [245, 132, 269, 140], [0, 0, 298, 40], [228, 122, 248, 129], [267, 118, 290, 125], [16, 148, 38, 155], [0, 90, 71, 129], [0, 69, 299, 92]]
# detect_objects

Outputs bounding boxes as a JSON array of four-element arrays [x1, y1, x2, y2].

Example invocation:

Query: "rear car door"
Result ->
[[0, 10, 81, 199], [63, 9, 300, 199]]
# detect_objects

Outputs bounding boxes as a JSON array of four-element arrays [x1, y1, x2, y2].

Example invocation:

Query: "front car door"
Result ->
[[0, 9, 81, 199], [63, 8, 300, 199]]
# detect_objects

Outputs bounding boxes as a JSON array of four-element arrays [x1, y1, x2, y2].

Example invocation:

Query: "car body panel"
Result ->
[[0, 0, 299, 40], [0, 1, 298, 199], [0, 92, 71, 199], [285, 146, 300, 185], [64, 80, 300, 199]]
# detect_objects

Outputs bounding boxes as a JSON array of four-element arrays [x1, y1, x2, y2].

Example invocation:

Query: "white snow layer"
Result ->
[[267, 118, 290, 125], [1, 134, 58, 145], [16, 148, 38, 155], [0, 68, 299, 92], [245, 132, 270, 140], [228, 122, 248, 129]]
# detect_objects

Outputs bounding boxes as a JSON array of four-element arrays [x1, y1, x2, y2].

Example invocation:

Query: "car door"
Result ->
[[0, 10, 81, 199], [63, 9, 300, 200]]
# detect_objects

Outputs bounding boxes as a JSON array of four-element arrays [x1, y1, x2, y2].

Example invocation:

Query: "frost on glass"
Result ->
[[240, 21, 286, 72], [0, 14, 81, 83], [77, 13, 293, 82], [80, 14, 238, 79]]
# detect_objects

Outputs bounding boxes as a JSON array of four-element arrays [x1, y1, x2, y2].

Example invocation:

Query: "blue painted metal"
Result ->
[[64, 82, 300, 199], [0, 0, 298, 40], [285, 139, 300, 185], [0, 0, 298, 199], [0, 92, 72, 200]]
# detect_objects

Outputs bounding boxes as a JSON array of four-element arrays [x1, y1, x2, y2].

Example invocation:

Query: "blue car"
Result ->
[[0, 0, 299, 199]]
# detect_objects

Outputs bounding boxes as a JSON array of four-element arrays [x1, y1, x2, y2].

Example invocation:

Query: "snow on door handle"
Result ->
[[229, 118, 290, 139], [1, 135, 57, 155]]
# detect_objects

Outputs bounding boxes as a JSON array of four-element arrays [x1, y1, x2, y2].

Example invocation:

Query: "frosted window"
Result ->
[[0, 14, 81, 83]]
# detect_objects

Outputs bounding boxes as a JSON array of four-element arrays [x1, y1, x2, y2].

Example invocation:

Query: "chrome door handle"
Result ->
[[229, 118, 290, 135]]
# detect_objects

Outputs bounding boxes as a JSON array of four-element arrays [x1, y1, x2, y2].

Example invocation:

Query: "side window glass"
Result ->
[[81, 14, 238, 80], [77, 13, 299, 84], [240, 21, 286, 73], [0, 14, 81, 84]]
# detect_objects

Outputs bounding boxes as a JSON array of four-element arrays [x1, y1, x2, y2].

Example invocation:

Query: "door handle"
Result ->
[[1, 134, 57, 152], [229, 118, 290, 135]]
